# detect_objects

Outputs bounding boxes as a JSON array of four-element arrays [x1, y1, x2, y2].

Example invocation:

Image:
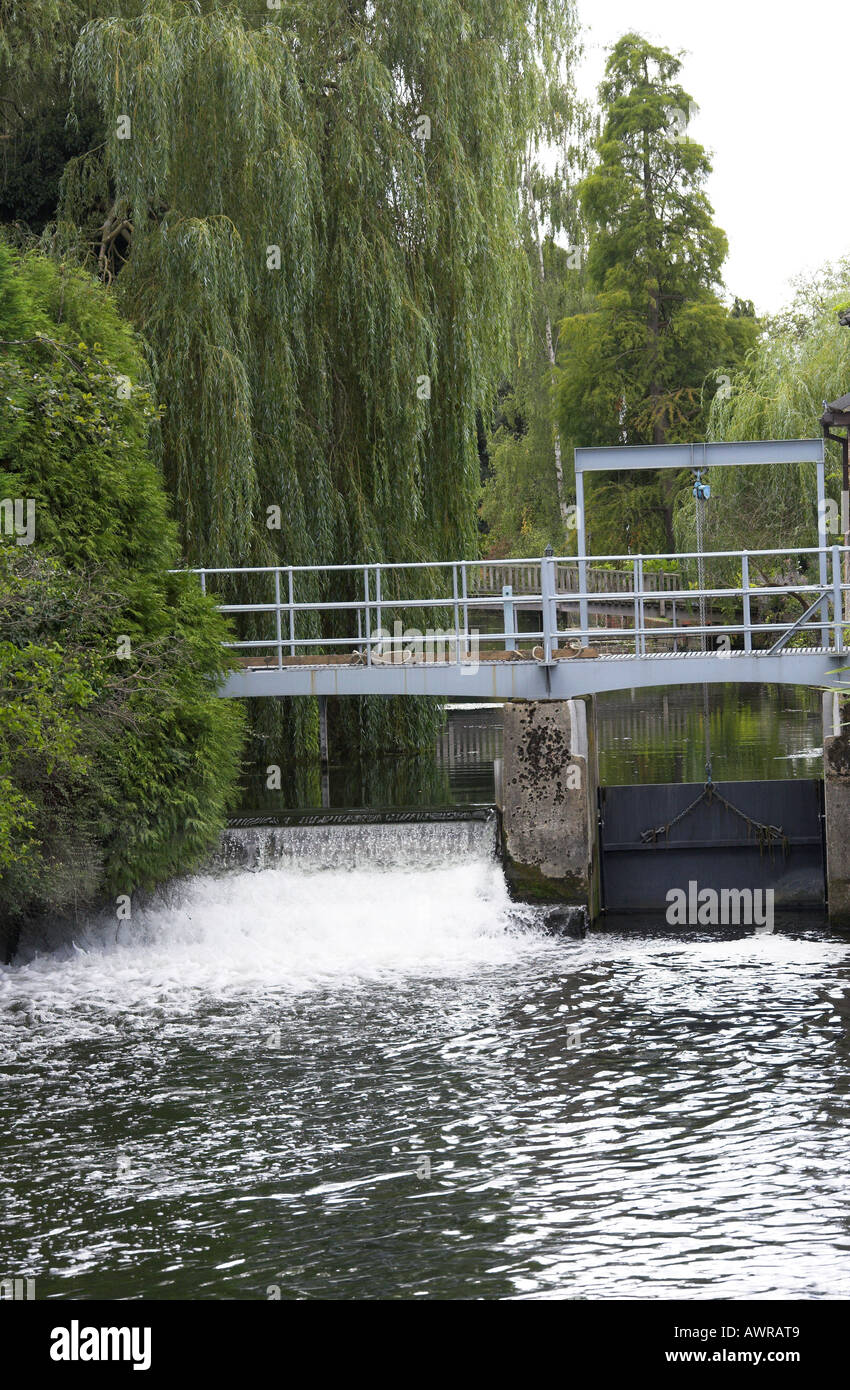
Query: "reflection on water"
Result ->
[[2, 854, 849, 1301], [599, 684, 824, 785], [4, 684, 841, 1302], [238, 684, 826, 814]]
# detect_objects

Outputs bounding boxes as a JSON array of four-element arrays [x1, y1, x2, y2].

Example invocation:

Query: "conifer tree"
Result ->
[[558, 33, 756, 556]]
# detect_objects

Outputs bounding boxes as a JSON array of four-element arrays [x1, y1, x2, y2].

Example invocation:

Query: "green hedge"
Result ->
[[0, 241, 245, 925]]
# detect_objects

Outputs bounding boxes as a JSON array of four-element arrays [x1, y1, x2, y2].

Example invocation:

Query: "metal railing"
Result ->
[[469, 561, 680, 597], [176, 545, 850, 669]]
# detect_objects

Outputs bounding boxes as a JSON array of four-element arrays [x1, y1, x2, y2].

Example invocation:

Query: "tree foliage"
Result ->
[[48, 0, 580, 757], [0, 239, 244, 925], [479, 40, 590, 559], [0, 1, 121, 234], [557, 33, 757, 556], [680, 261, 850, 561], [480, 240, 591, 556]]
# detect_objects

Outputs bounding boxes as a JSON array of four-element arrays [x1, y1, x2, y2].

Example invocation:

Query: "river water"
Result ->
[[237, 682, 827, 812], [2, 685, 850, 1300]]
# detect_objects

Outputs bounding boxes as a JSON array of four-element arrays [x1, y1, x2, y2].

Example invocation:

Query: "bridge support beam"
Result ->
[[499, 698, 600, 917], [824, 702, 850, 928]]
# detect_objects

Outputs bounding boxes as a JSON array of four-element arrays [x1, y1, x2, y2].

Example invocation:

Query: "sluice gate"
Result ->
[[598, 779, 825, 913]]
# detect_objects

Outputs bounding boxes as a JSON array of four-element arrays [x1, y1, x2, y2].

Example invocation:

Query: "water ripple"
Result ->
[[1, 868, 849, 1299]]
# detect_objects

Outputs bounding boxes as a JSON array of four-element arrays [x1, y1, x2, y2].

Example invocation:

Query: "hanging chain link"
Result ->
[[639, 782, 789, 858]]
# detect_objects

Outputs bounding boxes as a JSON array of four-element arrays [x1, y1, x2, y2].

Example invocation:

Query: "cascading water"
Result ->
[[7, 815, 558, 1001], [212, 814, 499, 873], [2, 811, 850, 1301]]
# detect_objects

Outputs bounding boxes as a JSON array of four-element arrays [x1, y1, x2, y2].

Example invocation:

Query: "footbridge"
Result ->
[[183, 541, 850, 700], [178, 437, 850, 925], [178, 438, 848, 701]]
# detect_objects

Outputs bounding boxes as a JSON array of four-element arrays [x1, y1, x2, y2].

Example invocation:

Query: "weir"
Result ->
[[211, 810, 587, 933], [213, 811, 498, 873]]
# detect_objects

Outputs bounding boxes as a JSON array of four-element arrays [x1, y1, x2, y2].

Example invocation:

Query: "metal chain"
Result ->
[[639, 782, 789, 858]]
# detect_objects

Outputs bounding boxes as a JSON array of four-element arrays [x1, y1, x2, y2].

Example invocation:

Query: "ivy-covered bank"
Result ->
[[0, 242, 245, 938]]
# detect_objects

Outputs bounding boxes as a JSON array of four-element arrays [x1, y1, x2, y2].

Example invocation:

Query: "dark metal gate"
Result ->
[[599, 780, 825, 912]]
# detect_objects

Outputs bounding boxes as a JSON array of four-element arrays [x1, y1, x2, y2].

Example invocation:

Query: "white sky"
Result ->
[[576, 0, 850, 315]]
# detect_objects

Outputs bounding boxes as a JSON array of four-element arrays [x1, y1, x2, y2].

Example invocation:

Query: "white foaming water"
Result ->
[[4, 813, 850, 1302], [3, 856, 548, 1013], [213, 816, 498, 871]]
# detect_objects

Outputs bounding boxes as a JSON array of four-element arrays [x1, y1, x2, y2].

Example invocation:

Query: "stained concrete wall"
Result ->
[[824, 724, 850, 927], [499, 698, 600, 915]]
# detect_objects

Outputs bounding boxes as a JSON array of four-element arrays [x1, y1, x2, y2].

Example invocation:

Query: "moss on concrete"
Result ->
[[502, 854, 588, 905]]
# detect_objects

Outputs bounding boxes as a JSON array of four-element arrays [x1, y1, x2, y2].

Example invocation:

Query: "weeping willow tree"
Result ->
[[676, 262, 850, 571], [0, 2, 125, 236], [480, 237, 592, 557], [480, 71, 593, 559], [53, 0, 579, 761]]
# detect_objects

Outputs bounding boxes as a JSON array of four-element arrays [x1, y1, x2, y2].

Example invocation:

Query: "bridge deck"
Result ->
[[178, 542, 850, 699], [221, 647, 847, 700]]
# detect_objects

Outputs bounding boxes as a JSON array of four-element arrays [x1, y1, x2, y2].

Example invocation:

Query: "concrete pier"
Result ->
[[499, 698, 600, 915], [824, 696, 850, 927]]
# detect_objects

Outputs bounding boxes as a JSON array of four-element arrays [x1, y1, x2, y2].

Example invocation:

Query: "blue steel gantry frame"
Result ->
[[573, 439, 830, 646]]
